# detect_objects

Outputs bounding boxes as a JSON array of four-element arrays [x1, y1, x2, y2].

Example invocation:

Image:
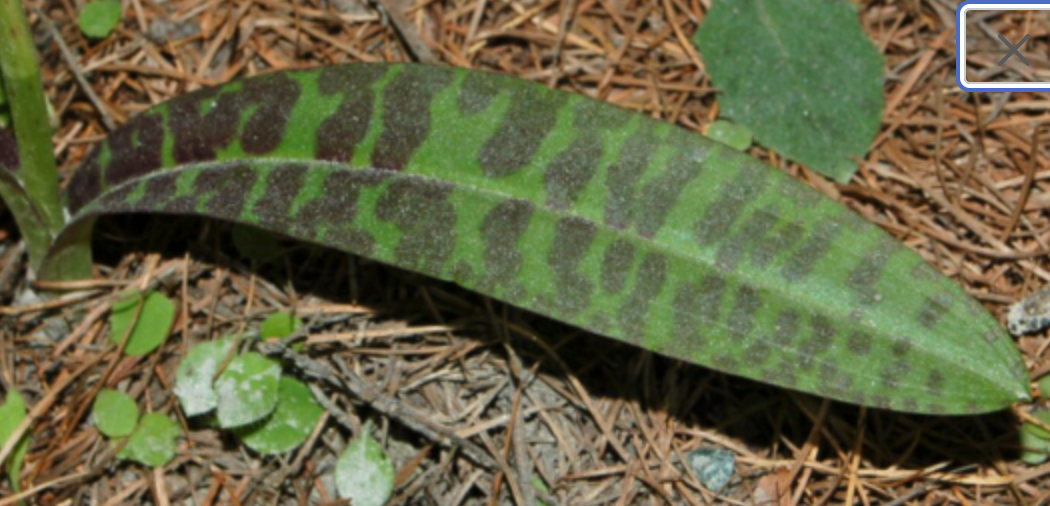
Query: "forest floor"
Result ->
[[2, 0, 1050, 504]]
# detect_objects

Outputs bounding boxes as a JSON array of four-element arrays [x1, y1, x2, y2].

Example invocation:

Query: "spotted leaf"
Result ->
[[46, 63, 1029, 414]]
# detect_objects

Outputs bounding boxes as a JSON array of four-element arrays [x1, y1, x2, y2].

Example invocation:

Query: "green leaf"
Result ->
[[78, 0, 122, 39], [214, 352, 282, 428], [335, 422, 395, 506], [119, 413, 180, 467], [695, 0, 884, 182], [232, 224, 283, 263], [109, 289, 176, 356], [92, 389, 139, 437], [1041, 374, 1050, 399], [173, 337, 236, 417], [1027, 408, 1050, 440], [705, 120, 752, 151], [0, 390, 30, 494], [49, 63, 1028, 415], [236, 377, 323, 455], [261, 311, 302, 339], [1023, 421, 1050, 465]]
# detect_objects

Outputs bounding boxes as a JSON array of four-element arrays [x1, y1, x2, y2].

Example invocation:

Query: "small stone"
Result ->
[[687, 447, 736, 492], [1008, 286, 1050, 335]]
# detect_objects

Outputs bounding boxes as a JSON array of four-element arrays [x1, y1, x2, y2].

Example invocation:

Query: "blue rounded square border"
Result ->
[[956, 0, 1050, 92]]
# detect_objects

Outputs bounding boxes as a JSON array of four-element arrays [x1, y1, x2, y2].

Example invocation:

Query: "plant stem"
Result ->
[[0, 0, 92, 279]]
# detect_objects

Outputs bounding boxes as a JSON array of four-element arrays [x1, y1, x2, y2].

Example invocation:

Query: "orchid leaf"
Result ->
[[47, 63, 1029, 414]]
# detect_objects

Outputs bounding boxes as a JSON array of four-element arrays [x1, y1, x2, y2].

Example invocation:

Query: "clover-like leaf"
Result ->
[[0, 390, 30, 493], [109, 290, 176, 356], [78, 0, 122, 39], [261, 311, 302, 340], [119, 413, 180, 467], [335, 422, 395, 506], [237, 377, 323, 455], [215, 352, 282, 428], [705, 120, 752, 151], [92, 389, 139, 438], [695, 0, 884, 181], [174, 337, 236, 417]]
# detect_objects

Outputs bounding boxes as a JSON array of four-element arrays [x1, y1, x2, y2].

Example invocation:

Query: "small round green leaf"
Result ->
[[78, 0, 122, 39], [335, 422, 395, 506], [237, 377, 323, 455], [92, 389, 139, 438], [705, 120, 753, 151], [261, 311, 302, 340], [0, 390, 30, 493], [215, 352, 282, 428], [119, 413, 180, 467], [109, 290, 176, 356], [174, 337, 236, 417]]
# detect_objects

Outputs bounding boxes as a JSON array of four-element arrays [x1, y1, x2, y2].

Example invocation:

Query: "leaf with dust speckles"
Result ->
[[236, 377, 323, 455], [174, 337, 236, 417], [119, 413, 180, 467], [46, 63, 1029, 415], [335, 422, 394, 506], [214, 352, 282, 428]]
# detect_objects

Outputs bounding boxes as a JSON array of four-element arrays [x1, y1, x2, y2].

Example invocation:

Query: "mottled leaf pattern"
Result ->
[[49, 63, 1029, 414]]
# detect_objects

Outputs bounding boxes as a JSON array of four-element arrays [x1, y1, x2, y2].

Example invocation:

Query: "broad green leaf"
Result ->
[[92, 389, 139, 437], [0, 390, 30, 494], [236, 377, 323, 455], [173, 337, 236, 417], [705, 120, 752, 151], [695, 0, 884, 182], [109, 290, 176, 356], [214, 352, 281, 428], [335, 422, 395, 506], [47, 63, 1028, 414], [261, 311, 302, 339], [232, 224, 283, 263], [119, 413, 180, 467], [78, 0, 122, 39]]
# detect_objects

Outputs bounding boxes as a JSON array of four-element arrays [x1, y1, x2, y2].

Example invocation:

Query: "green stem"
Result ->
[[0, 0, 91, 279]]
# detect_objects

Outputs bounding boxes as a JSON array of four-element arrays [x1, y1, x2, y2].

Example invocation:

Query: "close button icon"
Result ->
[[998, 33, 1031, 66]]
